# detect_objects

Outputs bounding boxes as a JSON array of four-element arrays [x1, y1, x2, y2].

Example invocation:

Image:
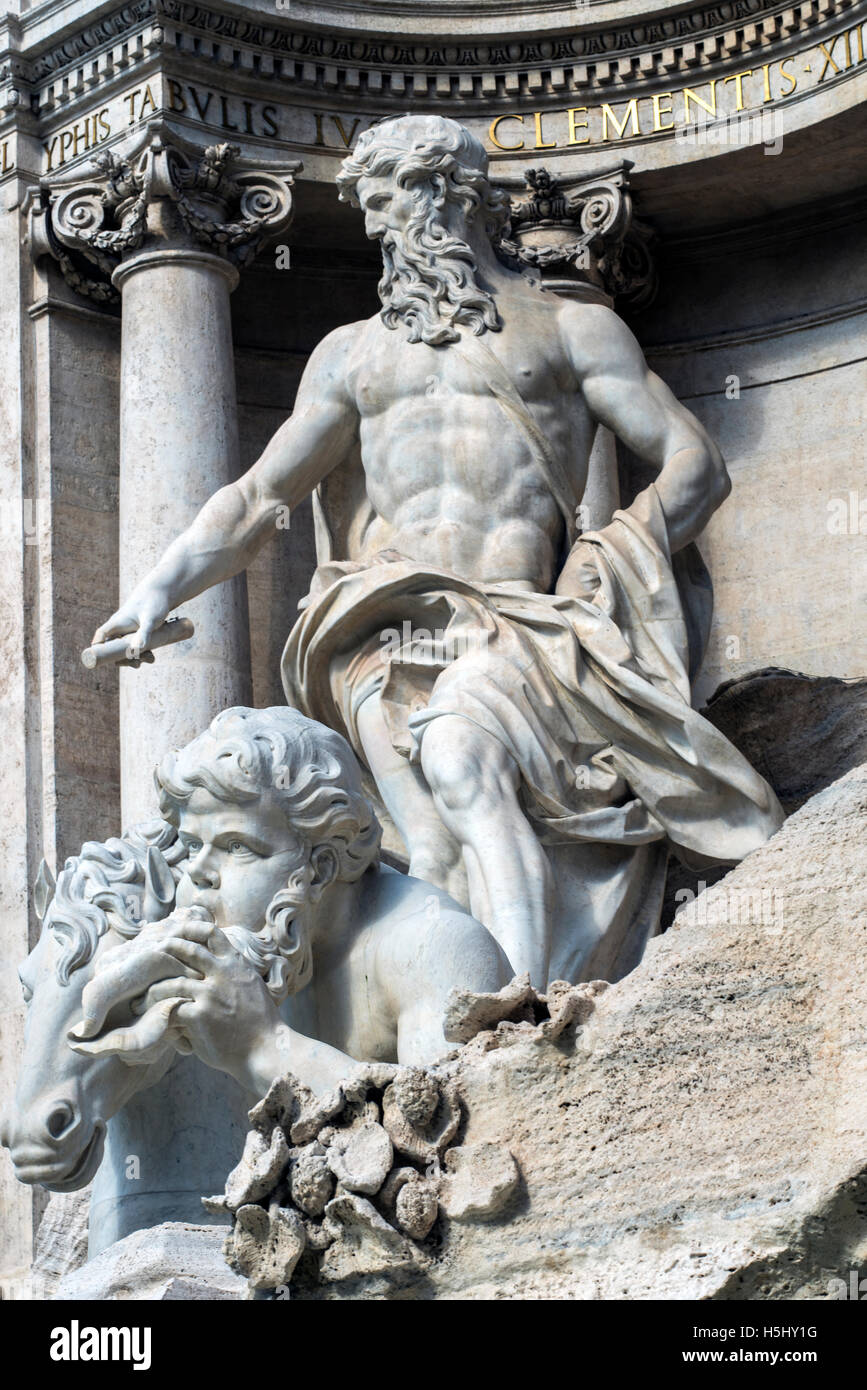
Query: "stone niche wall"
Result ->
[[231, 228, 381, 710], [632, 200, 867, 705]]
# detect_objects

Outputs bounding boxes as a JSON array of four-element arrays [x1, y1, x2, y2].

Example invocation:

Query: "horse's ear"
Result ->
[[143, 845, 175, 922], [34, 858, 55, 921]]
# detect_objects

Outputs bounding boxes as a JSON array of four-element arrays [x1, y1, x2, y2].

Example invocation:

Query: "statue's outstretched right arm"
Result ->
[[92, 322, 362, 655]]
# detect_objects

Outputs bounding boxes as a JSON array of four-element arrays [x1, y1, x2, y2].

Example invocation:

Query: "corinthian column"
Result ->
[[42, 129, 298, 822], [112, 241, 249, 824], [500, 166, 658, 533]]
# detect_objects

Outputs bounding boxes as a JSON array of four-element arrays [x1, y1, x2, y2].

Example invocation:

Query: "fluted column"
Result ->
[[112, 244, 250, 823]]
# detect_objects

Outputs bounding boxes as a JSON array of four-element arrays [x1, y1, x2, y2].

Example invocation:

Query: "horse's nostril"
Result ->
[[46, 1103, 75, 1140]]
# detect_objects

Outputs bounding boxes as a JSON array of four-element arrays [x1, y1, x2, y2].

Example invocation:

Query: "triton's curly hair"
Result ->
[[155, 707, 382, 998]]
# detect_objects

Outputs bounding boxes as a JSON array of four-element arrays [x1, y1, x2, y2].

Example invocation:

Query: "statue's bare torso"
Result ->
[[343, 285, 593, 592]]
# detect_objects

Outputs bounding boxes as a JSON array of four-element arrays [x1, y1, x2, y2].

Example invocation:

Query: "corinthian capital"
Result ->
[[498, 164, 657, 312], [29, 124, 301, 303]]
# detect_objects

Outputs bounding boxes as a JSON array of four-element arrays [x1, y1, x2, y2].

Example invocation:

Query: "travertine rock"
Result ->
[[212, 1126, 289, 1214], [662, 670, 867, 928], [299, 762, 867, 1299], [381, 1074, 461, 1165], [702, 669, 867, 814], [52, 1223, 246, 1301], [31, 1189, 91, 1301], [289, 1144, 334, 1218], [319, 1193, 420, 1283], [394, 1181, 439, 1241], [214, 1062, 518, 1295], [326, 1122, 394, 1197], [230, 1203, 306, 1292], [438, 1143, 520, 1223]]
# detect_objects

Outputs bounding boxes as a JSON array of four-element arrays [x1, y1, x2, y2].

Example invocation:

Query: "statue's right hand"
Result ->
[[91, 590, 170, 658]]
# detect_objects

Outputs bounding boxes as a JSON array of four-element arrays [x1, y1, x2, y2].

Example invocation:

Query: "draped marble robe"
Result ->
[[281, 377, 784, 985]]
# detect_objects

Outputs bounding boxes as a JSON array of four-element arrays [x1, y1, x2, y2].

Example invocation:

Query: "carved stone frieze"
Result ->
[[4, 0, 862, 122]]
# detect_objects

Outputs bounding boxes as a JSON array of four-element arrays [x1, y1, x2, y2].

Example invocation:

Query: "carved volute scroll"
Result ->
[[29, 125, 300, 302], [498, 164, 658, 310]]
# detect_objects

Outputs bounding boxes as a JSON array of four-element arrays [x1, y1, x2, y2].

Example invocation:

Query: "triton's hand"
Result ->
[[132, 921, 282, 1085], [92, 586, 172, 661], [68, 909, 217, 1065]]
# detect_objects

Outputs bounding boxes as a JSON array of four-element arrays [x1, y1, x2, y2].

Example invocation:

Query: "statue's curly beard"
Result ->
[[378, 207, 502, 346], [68, 881, 316, 1067], [223, 866, 314, 1003]]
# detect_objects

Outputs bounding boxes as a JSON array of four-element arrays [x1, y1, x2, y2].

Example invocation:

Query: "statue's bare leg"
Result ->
[[356, 691, 467, 901], [417, 714, 554, 988]]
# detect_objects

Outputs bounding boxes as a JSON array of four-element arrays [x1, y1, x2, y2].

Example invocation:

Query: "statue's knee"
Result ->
[[421, 718, 513, 815]]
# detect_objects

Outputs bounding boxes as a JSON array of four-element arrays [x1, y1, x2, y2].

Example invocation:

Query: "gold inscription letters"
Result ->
[[488, 20, 866, 151]]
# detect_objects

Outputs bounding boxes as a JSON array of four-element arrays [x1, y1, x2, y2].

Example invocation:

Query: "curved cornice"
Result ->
[[3, 0, 865, 230], [5, 0, 863, 107]]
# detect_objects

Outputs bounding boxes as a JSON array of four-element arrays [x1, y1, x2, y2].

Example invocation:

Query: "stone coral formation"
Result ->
[[207, 1059, 517, 1294]]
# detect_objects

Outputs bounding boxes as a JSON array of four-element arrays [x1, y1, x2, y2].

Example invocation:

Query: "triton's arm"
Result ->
[[560, 301, 730, 554], [92, 323, 362, 654], [70, 915, 356, 1099], [391, 904, 512, 1068]]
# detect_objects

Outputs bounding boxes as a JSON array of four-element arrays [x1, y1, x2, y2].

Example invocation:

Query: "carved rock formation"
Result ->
[[280, 759, 867, 1300], [206, 1057, 519, 1295], [662, 668, 867, 928]]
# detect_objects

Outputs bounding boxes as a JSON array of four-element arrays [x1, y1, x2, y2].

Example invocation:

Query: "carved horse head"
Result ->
[[0, 821, 184, 1192]]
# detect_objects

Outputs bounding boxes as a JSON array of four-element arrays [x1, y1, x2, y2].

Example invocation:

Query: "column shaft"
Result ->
[[114, 247, 251, 825]]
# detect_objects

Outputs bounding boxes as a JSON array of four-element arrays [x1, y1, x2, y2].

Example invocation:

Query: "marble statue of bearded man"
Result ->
[[92, 114, 784, 989]]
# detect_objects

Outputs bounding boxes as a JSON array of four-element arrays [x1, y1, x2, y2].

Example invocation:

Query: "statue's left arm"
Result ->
[[560, 301, 731, 553]]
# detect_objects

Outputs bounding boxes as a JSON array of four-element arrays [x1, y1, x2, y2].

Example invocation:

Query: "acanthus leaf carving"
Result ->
[[497, 164, 658, 310], [29, 128, 299, 300], [167, 141, 297, 268]]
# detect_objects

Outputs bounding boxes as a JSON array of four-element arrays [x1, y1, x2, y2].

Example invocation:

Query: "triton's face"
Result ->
[[174, 787, 305, 931], [356, 173, 417, 241]]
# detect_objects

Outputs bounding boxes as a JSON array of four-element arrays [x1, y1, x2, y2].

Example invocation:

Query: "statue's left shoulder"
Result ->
[[558, 298, 646, 382], [375, 879, 510, 996]]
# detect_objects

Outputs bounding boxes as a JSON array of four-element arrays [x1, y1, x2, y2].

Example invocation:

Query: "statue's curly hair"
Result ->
[[336, 113, 510, 240], [155, 707, 381, 999], [155, 706, 381, 882]]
